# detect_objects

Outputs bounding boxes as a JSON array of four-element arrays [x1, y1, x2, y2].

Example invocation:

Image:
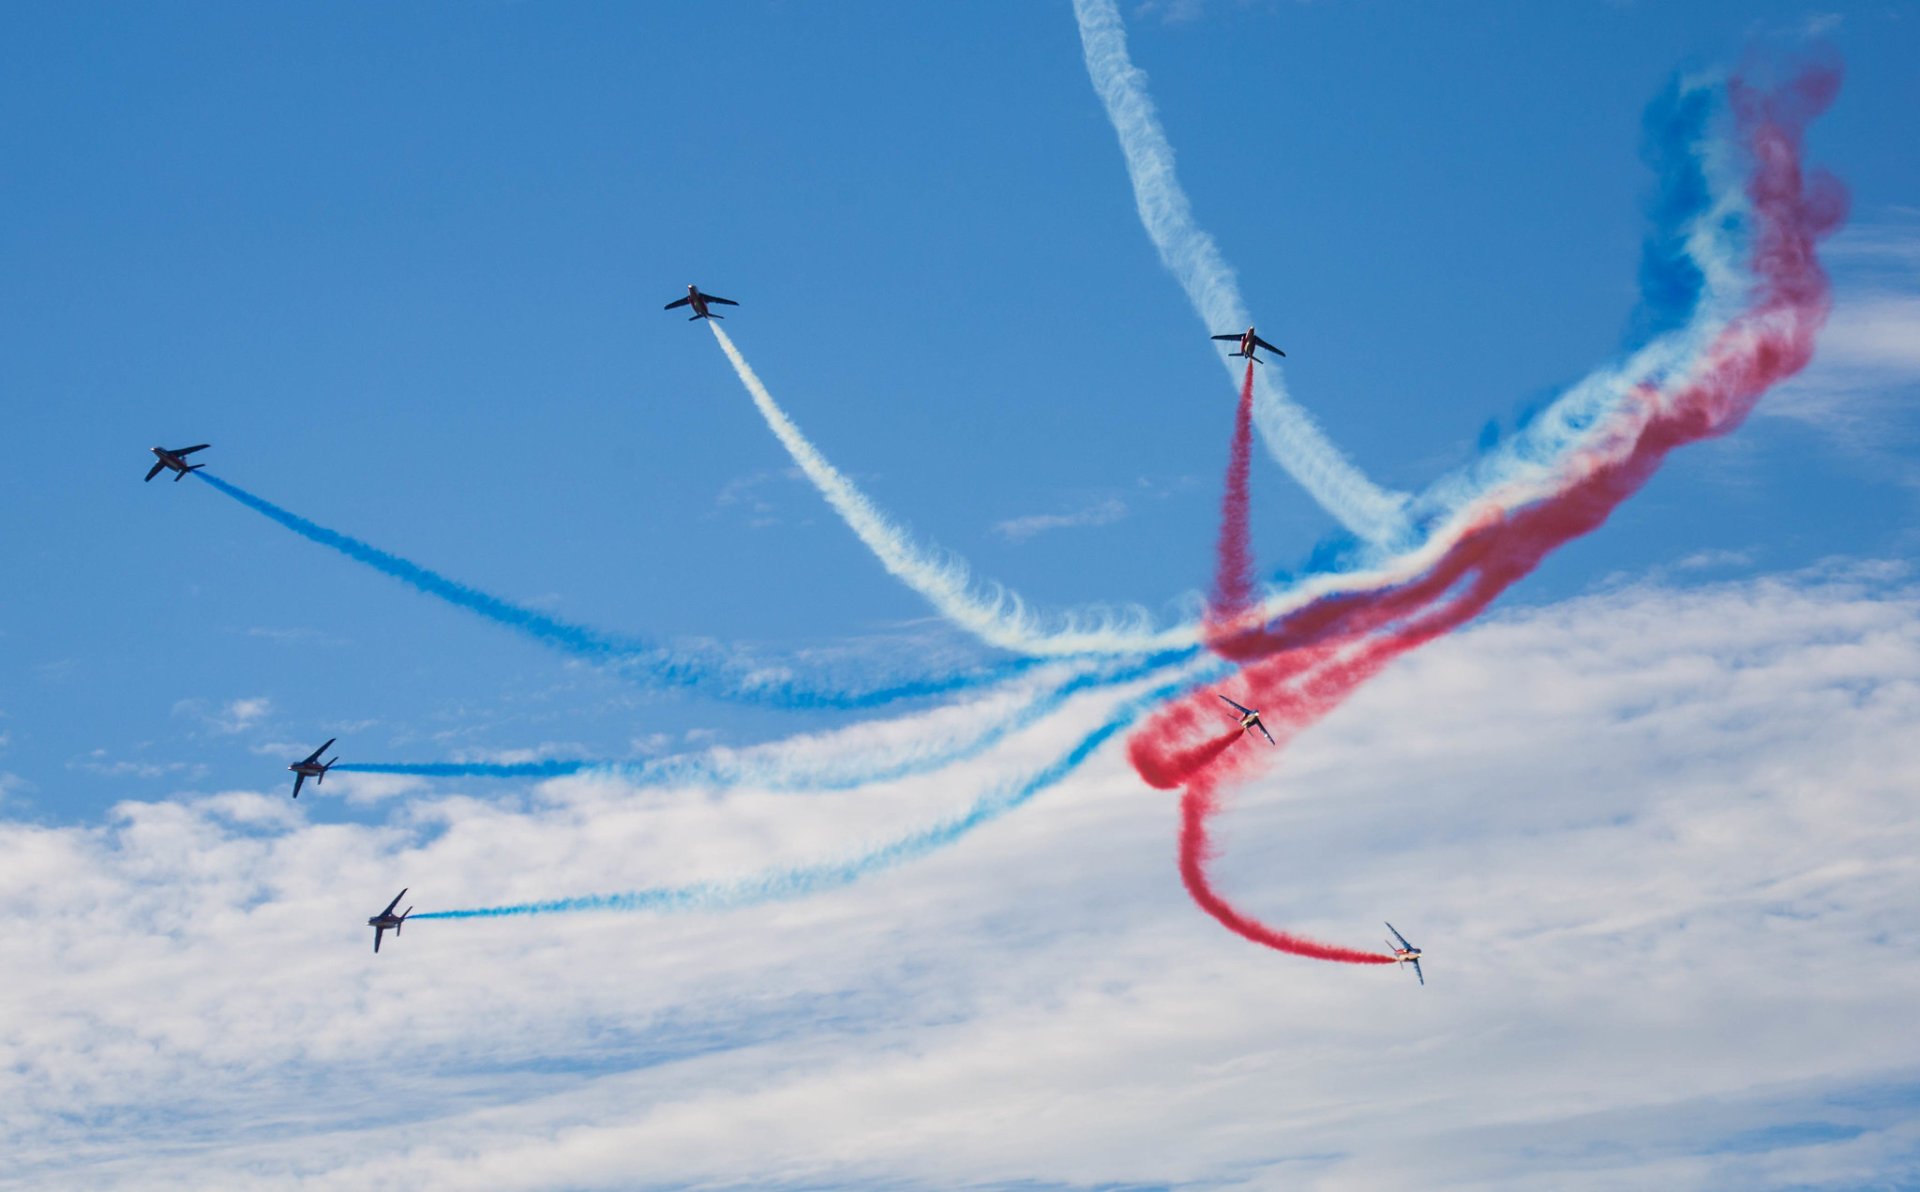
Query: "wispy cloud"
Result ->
[[1674, 546, 1757, 571], [711, 468, 808, 529], [993, 496, 1128, 543], [240, 625, 343, 647], [172, 696, 274, 735], [1764, 222, 1920, 471], [69, 748, 205, 780]]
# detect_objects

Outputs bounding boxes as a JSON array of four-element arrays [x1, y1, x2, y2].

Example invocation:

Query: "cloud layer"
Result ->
[[5, 568, 1918, 1189]]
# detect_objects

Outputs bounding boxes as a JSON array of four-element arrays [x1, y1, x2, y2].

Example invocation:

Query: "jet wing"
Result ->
[[1256, 722, 1276, 745], [145, 460, 167, 482], [172, 444, 210, 456], [301, 739, 337, 765], [1252, 336, 1286, 358], [380, 889, 408, 917], [373, 926, 385, 953], [1385, 922, 1413, 950], [1210, 333, 1242, 342], [703, 295, 738, 306], [1217, 694, 1254, 717], [663, 296, 692, 310], [291, 773, 307, 799], [1410, 957, 1424, 986]]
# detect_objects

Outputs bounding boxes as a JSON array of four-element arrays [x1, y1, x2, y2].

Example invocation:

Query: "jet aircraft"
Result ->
[[145, 444, 210, 482], [287, 738, 338, 799], [368, 888, 412, 954], [663, 284, 739, 321], [1210, 326, 1286, 365], [1217, 694, 1276, 745], [1386, 922, 1425, 986]]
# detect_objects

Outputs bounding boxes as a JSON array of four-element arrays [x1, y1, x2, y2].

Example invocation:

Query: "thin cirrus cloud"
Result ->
[[3, 567, 1917, 1189], [1763, 223, 1920, 458], [992, 495, 1129, 543]]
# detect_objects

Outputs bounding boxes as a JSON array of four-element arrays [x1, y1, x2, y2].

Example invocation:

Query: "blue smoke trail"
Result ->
[[1397, 73, 1740, 537], [414, 669, 1216, 922], [1625, 76, 1719, 346], [338, 647, 1196, 792], [193, 471, 1056, 709]]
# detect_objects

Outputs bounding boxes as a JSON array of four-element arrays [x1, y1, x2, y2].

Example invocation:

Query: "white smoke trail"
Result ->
[[709, 323, 1198, 655], [1072, 0, 1413, 548], [710, 51, 1750, 661]]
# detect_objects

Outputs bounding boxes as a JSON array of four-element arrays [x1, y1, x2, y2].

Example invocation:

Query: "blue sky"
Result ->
[[2, 2, 1919, 1187]]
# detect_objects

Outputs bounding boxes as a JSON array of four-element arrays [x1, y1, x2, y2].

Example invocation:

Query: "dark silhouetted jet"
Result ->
[[663, 284, 739, 321], [1211, 326, 1286, 365], [368, 889, 412, 954], [287, 739, 337, 799], [145, 444, 210, 482]]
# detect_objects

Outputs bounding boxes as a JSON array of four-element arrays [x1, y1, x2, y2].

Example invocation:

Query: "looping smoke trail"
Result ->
[[1136, 68, 1844, 965], [1181, 775, 1396, 965], [1185, 68, 1756, 662], [708, 323, 1195, 657], [192, 470, 1049, 710], [1071, 0, 1413, 548]]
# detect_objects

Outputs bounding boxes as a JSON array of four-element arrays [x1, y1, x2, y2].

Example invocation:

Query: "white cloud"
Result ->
[[1763, 223, 1920, 471], [3, 568, 1919, 1188], [993, 496, 1128, 542], [171, 696, 275, 736], [712, 468, 809, 529]]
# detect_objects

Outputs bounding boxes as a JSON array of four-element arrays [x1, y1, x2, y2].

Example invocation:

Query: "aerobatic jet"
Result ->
[[144, 444, 210, 482], [663, 284, 739, 321], [1210, 326, 1286, 365], [1218, 694, 1276, 745], [367, 888, 412, 954], [1386, 922, 1425, 986], [286, 738, 338, 799]]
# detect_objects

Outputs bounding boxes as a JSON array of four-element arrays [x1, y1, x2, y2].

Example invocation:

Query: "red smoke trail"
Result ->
[[1208, 361, 1258, 624], [1136, 70, 1846, 966], [1131, 724, 1243, 791]]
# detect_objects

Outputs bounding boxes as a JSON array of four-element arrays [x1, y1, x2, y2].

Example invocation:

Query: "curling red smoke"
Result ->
[[1133, 70, 1846, 967]]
